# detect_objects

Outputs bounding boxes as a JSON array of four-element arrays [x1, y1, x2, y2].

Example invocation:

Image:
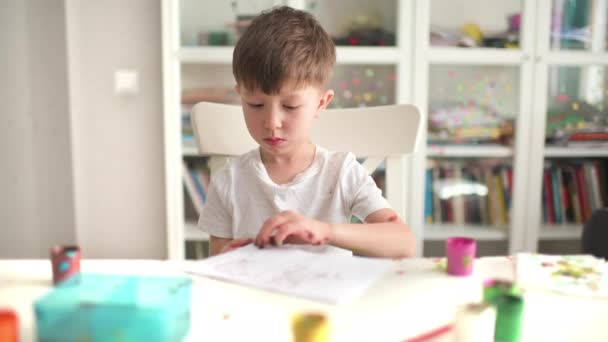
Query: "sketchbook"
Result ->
[[515, 253, 608, 298], [186, 244, 395, 304]]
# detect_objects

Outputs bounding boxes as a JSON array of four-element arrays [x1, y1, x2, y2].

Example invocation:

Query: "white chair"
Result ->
[[191, 101, 421, 226]]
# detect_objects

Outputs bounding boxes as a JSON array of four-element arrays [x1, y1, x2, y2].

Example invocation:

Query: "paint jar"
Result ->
[[446, 237, 476, 276], [291, 312, 330, 342], [50, 245, 81, 285], [0, 309, 18, 342], [494, 294, 524, 342]]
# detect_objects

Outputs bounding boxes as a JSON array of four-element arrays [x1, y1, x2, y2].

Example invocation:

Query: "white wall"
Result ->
[[0, 0, 75, 258], [0, 0, 167, 259], [0, 0, 36, 257], [65, 0, 167, 258]]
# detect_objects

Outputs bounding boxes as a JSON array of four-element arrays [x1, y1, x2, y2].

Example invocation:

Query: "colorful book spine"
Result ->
[[425, 169, 434, 224]]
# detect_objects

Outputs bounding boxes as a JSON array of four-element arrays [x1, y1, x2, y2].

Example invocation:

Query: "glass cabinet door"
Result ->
[[306, 0, 398, 46], [549, 0, 608, 52], [423, 64, 522, 256], [180, 0, 401, 47], [417, 0, 537, 257], [180, 0, 281, 46], [329, 65, 397, 108], [537, 64, 608, 252], [427, 65, 519, 147], [430, 0, 524, 49], [528, 0, 608, 254]]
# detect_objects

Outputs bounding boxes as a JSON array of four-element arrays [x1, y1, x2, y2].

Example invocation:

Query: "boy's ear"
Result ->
[[317, 89, 334, 113], [234, 84, 241, 95]]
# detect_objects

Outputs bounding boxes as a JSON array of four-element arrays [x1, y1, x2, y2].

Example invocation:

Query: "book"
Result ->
[[183, 162, 204, 214], [425, 168, 434, 224], [186, 244, 394, 304], [543, 168, 555, 224]]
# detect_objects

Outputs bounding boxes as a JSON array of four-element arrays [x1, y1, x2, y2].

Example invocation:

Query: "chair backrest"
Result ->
[[191, 101, 421, 225], [191, 101, 421, 174], [582, 208, 608, 259]]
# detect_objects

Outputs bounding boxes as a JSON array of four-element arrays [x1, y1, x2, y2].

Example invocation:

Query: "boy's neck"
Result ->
[[260, 142, 315, 166], [259, 143, 316, 185]]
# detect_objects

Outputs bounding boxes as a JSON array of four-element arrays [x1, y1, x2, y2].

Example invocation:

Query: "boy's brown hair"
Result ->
[[233, 6, 336, 94]]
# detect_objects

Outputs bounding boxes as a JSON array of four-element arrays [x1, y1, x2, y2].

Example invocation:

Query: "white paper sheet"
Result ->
[[186, 244, 395, 304]]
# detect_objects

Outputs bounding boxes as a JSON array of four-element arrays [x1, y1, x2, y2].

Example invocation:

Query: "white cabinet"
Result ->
[[525, 0, 608, 253], [411, 0, 608, 256], [162, 0, 608, 259]]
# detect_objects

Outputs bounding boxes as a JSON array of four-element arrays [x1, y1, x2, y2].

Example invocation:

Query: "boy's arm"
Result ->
[[209, 236, 252, 256], [254, 209, 416, 258], [330, 208, 416, 258]]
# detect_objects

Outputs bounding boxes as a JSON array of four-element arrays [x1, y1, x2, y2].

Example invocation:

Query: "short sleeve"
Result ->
[[197, 173, 233, 238], [341, 153, 391, 221]]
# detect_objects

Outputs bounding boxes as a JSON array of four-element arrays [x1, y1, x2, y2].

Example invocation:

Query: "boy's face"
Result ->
[[236, 83, 334, 159]]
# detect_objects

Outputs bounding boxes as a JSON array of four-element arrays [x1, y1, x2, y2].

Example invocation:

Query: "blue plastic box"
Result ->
[[34, 273, 191, 342]]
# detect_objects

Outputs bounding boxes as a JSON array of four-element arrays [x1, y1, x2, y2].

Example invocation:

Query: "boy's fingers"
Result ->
[[257, 215, 288, 247], [273, 223, 297, 246]]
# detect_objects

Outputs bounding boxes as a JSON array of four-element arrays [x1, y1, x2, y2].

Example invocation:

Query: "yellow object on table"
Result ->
[[292, 312, 330, 342]]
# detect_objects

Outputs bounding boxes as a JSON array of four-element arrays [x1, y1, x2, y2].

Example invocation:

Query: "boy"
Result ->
[[198, 6, 416, 258]]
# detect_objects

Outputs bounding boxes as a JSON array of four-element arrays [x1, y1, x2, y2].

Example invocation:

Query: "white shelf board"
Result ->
[[178, 46, 233, 63], [544, 51, 608, 65], [428, 47, 524, 65], [424, 224, 508, 241], [539, 224, 582, 240], [178, 46, 401, 64], [336, 47, 400, 64], [182, 144, 200, 157], [185, 221, 209, 241], [426, 145, 513, 158], [544, 147, 608, 158]]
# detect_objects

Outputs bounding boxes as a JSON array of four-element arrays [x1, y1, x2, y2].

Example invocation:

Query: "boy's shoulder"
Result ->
[[209, 149, 259, 182], [316, 146, 358, 170]]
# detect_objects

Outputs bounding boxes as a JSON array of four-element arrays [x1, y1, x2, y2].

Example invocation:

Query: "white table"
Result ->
[[1, 257, 607, 341]]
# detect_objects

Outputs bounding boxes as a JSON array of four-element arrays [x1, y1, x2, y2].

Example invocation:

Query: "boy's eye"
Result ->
[[247, 103, 263, 108], [283, 105, 300, 110]]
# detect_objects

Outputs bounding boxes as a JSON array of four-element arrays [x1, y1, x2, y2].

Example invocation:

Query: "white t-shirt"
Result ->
[[198, 145, 390, 252]]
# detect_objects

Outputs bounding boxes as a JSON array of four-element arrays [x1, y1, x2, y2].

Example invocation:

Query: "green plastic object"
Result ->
[[34, 273, 191, 342], [483, 279, 520, 305], [494, 294, 524, 342]]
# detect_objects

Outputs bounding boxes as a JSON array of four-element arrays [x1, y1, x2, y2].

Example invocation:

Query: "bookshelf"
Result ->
[[163, 0, 607, 259], [412, 0, 608, 256], [524, 0, 608, 253]]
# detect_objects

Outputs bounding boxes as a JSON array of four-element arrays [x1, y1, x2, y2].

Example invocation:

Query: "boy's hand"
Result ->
[[219, 238, 253, 254], [254, 211, 333, 248]]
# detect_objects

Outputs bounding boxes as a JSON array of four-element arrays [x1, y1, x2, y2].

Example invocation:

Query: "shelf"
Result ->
[[335, 47, 400, 64], [424, 224, 508, 241], [178, 46, 401, 64], [182, 144, 200, 157], [426, 145, 513, 158], [178, 47, 233, 64], [544, 147, 608, 158], [544, 51, 608, 66], [185, 221, 209, 241], [539, 224, 582, 240], [428, 47, 525, 65]]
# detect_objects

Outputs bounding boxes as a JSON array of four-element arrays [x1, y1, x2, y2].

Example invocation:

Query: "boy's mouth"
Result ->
[[264, 137, 285, 146]]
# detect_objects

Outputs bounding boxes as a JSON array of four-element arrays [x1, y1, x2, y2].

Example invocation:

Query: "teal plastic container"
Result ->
[[34, 273, 191, 342]]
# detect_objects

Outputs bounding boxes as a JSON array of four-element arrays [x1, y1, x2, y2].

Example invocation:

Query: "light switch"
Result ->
[[114, 69, 139, 95]]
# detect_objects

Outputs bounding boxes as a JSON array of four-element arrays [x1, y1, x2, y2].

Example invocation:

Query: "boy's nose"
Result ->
[[263, 110, 282, 130]]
